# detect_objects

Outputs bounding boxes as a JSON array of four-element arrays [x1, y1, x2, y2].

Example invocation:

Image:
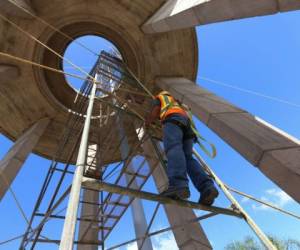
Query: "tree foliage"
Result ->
[[225, 236, 300, 250]]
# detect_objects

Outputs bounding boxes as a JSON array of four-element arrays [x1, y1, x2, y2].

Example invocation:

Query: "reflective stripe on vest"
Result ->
[[156, 94, 186, 120]]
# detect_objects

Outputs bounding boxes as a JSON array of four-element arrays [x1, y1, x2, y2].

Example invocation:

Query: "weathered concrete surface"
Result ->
[[0, 118, 49, 201], [157, 77, 300, 203], [143, 0, 300, 33], [140, 133, 212, 250], [259, 147, 300, 202], [209, 113, 298, 164], [77, 189, 99, 250], [0, 0, 36, 18], [0, 0, 197, 165], [0, 64, 20, 84], [126, 170, 154, 250]]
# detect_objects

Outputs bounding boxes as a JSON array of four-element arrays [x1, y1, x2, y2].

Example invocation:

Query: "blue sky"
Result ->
[[1, 10, 300, 250]]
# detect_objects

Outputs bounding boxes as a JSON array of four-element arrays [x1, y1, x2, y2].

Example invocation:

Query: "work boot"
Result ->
[[161, 186, 190, 200], [199, 185, 219, 206]]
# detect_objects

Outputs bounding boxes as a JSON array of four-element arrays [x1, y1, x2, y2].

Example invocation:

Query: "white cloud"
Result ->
[[152, 232, 178, 250], [111, 242, 137, 250], [126, 242, 138, 250], [112, 231, 178, 250], [251, 188, 293, 211], [266, 189, 293, 207]]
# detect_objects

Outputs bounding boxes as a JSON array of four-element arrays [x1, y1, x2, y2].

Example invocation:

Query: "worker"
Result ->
[[145, 91, 219, 205]]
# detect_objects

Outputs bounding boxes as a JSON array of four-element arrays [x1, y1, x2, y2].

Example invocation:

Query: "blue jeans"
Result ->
[[162, 114, 213, 193]]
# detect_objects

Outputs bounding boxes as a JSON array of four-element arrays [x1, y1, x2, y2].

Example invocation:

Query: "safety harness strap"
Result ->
[[165, 97, 217, 159], [157, 93, 217, 158], [186, 109, 217, 159]]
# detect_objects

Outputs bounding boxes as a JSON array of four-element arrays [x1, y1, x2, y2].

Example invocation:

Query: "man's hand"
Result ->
[[145, 105, 160, 129]]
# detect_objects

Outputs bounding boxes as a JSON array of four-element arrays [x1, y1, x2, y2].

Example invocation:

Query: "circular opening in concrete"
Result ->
[[62, 35, 122, 96], [39, 21, 140, 111]]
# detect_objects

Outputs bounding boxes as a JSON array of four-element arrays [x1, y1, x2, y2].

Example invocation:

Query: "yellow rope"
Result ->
[[0, 53, 145, 121], [0, 15, 145, 119], [8, 0, 99, 57], [7, 0, 154, 99], [0, 12, 93, 79], [0, 51, 90, 81], [0, 51, 148, 98]]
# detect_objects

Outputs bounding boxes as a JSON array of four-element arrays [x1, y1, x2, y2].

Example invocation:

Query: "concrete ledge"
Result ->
[[208, 113, 298, 165], [185, 94, 245, 124], [0, 118, 49, 201], [143, 0, 300, 33], [259, 147, 300, 202]]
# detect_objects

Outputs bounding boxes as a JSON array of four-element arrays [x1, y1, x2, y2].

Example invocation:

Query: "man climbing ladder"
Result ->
[[145, 90, 219, 205]]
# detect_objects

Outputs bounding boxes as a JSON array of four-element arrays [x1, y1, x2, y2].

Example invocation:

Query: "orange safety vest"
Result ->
[[155, 92, 217, 158], [156, 93, 187, 121]]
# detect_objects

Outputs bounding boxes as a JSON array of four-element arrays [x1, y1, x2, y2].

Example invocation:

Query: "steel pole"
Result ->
[[59, 81, 97, 250], [193, 149, 277, 250]]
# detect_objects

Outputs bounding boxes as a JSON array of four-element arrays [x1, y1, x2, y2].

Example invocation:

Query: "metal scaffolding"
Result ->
[[10, 51, 283, 250], [0, 1, 299, 250], [0, 12, 298, 247]]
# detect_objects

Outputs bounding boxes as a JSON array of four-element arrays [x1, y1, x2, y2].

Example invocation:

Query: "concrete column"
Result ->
[[142, 0, 300, 33], [139, 130, 212, 250], [0, 118, 49, 201], [78, 190, 99, 250], [125, 169, 153, 250], [78, 144, 100, 250], [0, 64, 20, 84], [116, 116, 154, 250], [157, 77, 300, 203], [0, 0, 36, 18]]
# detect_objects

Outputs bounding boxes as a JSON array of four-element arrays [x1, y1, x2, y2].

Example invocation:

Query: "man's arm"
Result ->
[[145, 99, 161, 127], [145, 106, 160, 127]]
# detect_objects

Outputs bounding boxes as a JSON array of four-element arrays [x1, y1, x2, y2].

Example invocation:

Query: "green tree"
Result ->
[[225, 236, 300, 250]]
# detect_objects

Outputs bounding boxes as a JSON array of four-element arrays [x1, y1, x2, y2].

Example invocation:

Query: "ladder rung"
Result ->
[[30, 239, 103, 245], [53, 168, 74, 175], [80, 200, 102, 206], [125, 171, 147, 179], [34, 213, 114, 224], [104, 201, 128, 207]]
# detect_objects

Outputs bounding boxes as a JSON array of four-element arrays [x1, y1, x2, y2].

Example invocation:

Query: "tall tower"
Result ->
[[0, 1, 299, 249]]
